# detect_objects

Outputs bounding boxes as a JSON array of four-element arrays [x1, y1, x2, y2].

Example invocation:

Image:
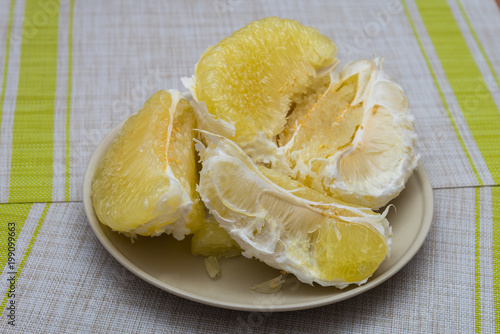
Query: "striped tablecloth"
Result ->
[[1, 0, 499, 332]]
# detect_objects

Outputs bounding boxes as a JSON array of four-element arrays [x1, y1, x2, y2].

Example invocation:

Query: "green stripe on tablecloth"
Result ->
[[414, 0, 500, 331], [0, 203, 49, 313], [9, 0, 60, 202], [65, 0, 74, 201], [0, 0, 16, 133], [494, 187, 500, 332], [401, 0, 482, 184], [415, 0, 500, 182], [456, 0, 500, 91], [475, 187, 481, 332], [0, 203, 32, 272]]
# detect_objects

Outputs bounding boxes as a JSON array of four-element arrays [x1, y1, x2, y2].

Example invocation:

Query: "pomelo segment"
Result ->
[[196, 134, 391, 287], [92, 90, 204, 239], [185, 17, 337, 142]]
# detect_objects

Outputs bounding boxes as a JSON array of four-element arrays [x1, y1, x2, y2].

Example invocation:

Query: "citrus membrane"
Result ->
[[283, 59, 419, 209]]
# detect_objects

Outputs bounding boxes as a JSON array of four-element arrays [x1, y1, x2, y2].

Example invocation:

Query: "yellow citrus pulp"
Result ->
[[92, 90, 204, 239]]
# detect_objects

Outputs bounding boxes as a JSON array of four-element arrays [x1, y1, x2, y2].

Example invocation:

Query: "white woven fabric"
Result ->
[[0, 0, 499, 332], [0, 190, 489, 333]]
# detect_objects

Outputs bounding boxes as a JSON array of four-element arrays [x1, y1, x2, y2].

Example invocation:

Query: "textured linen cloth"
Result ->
[[0, 0, 499, 332]]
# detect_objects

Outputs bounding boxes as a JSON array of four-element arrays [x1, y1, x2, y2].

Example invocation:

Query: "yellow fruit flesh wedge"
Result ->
[[188, 17, 337, 140], [191, 216, 240, 258], [315, 220, 388, 282], [196, 134, 390, 287], [92, 90, 204, 239]]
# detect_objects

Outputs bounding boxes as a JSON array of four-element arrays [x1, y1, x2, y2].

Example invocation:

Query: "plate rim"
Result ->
[[83, 121, 434, 312]]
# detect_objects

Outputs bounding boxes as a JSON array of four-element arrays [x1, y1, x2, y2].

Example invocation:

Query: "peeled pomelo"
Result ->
[[92, 18, 418, 289]]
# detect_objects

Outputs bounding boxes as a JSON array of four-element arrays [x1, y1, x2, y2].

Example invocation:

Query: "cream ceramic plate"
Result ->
[[83, 121, 433, 312]]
